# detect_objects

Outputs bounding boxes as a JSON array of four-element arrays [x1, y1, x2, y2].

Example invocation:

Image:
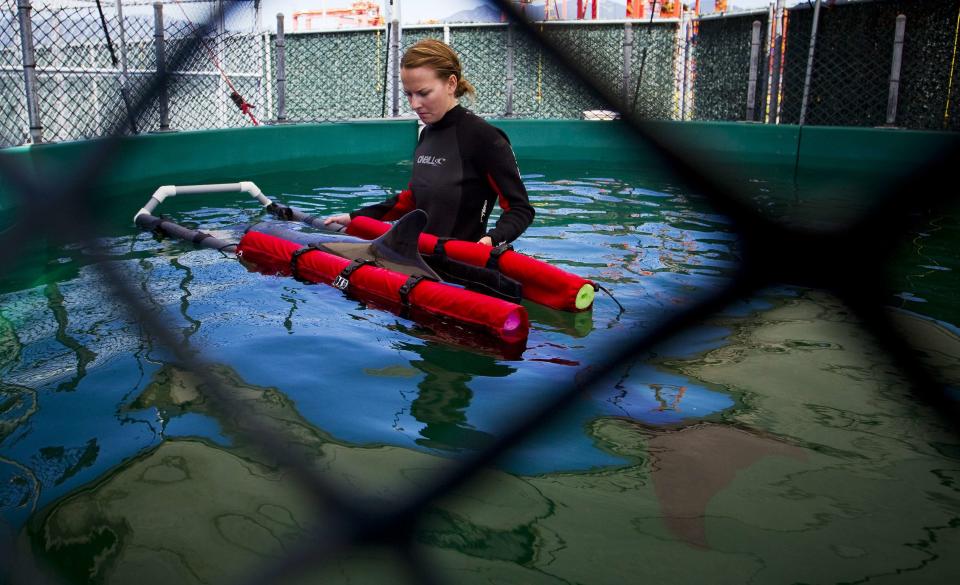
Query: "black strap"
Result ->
[[398, 274, 427, 307], [332, 258, 374, 291], [433, 237, 454, 256], [485, 243, 513, 270], [267, 203, 295, 221], [290, 245, 322, 281], [191, 231, 212, 245], [150, 217, 169, 239]]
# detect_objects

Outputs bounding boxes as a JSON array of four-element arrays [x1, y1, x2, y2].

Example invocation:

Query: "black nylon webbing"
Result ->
[[332, 259, 374, 291], [398, 274, 427, 307], [290, 245, 322, 281], [485, 243, 513, 270]]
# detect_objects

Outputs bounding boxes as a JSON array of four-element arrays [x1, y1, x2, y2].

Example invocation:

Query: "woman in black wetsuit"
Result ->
[[325, 39, 534, 247]]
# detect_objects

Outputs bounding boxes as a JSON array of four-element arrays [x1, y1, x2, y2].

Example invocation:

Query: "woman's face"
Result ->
[[401, 66, 458, 125]]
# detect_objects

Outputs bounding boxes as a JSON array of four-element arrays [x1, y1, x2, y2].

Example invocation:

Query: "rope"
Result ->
[[595, 283, 625, 319], [94, 0, 119, 67], [631, 1, 659, 112], [944, 1, 960, 128], [172, 0, 260, 125], [94, 0, 139, 134]]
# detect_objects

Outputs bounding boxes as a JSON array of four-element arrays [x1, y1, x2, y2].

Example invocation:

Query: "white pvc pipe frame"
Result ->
[[133, 181, 273, 222]]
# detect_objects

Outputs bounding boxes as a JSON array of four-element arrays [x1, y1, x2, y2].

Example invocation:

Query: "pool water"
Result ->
[[1, 160, 959, 583]]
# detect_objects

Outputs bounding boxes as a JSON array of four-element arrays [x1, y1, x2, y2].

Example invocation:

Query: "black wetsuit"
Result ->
[[351, 105, 535, 245]]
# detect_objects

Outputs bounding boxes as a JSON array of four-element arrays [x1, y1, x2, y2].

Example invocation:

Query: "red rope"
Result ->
[[173, 0, 260, 125]]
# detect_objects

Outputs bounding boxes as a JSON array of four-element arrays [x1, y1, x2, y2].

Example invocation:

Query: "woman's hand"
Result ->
[[477, 236, 493, 246], [324, 214, 352, 227]]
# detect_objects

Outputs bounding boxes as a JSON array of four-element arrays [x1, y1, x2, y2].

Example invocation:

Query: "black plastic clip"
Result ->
[[433, 237, 454, 257], [398, 274, 427, 307], [267, 203, 295, 221], [332, 258, 374, 291], [191, 231, 212, 245], [485, 243, 513, 270]]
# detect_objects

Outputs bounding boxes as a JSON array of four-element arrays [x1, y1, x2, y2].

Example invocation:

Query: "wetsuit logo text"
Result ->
[[416, 155, 447, 167]]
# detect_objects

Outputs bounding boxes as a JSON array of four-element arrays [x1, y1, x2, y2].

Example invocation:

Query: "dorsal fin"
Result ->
[[320, 210, 441, 280]]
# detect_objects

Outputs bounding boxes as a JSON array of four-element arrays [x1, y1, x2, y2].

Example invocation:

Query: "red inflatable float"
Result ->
[[344, 216, 596, 312], [236, 230, 530, 343]]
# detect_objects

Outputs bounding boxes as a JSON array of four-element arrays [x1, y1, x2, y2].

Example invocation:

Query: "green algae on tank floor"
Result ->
[[20, 290, 960, 584], [3, 134, 960, 583]]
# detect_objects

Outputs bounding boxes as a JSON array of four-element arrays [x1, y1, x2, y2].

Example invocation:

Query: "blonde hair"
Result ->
[[401, 39, 476, 99]]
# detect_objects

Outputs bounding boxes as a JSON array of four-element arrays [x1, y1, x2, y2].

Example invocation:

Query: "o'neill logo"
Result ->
[[417, 155, 446, 167]]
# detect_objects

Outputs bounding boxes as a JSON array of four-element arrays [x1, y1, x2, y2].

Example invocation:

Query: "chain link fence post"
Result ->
[[17, 0, 42, 144], [154, 2, 170, 131], [679, 12, 693, 120], [505, 23, 514, 117], [275, 12, 286, 123], [115, 0, 139, 133], [746, 20, 762, 121], [768, 0, 785, 124], [758, 2, 774, 122], [799, 0, 822, 126], [622, 22, 632, 108], [215, 0, 226, 126], [886, 14, 906, 126], [390, 13, 399, 117]]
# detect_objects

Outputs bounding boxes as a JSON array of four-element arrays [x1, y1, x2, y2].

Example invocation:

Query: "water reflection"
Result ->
[[43, 284, 97, 393], [400, 340, 516, 452], [4, 164, 960, 582]]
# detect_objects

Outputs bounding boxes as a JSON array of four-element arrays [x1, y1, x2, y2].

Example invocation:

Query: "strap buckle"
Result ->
[[333, 258, 374, 291], [485, 243, 513, 270]]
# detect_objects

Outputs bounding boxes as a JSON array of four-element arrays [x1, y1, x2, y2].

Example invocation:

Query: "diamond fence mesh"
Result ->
[[275, 28, 386, 121], [0, 0, 28, 146], [2, 0, 960, 146], [2, 0, 960, 582], [690, 11, 769, 122], [0, 0, 265, 147]]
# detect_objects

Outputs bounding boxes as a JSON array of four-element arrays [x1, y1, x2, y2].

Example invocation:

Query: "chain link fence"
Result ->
[[2, 0, 960, 583], [3, 0, 960, 148], [0, 0, 28, 146], [775, 0, 960, 130], [690, 10, 770, 122], [0, 0, 265, 147]]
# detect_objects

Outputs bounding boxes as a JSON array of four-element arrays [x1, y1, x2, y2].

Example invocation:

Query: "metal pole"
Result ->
[[215, 0, 226, 126], [757, 2, 774, 121], [115, 0, 138, 133], [746, 20, 761, 121], [52, 7, 66, 139], [275, 13, 286, 122], [154, 2, 170, 131], [264, 30, 273, 120], [886, 14, 906, 126], [390, 15, 400, 116], [90, 45, 103, 132], [505, 24, 515, 117], [681, 13, 692, 120], [768, 0, 785, 124], [17, 0, 42, 143], [798, 0, 822, 126], [622, 22, 632, 107]]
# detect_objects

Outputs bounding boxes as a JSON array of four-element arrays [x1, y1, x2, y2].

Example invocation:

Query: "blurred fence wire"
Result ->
[[1, 0, 959, 148], [1, 0, 960, 583]]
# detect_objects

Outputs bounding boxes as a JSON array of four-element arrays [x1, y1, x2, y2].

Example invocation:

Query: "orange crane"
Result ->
[[626, 1, 684, 19], [293, 1, 384, 31]]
